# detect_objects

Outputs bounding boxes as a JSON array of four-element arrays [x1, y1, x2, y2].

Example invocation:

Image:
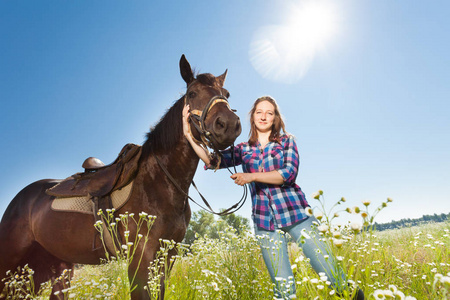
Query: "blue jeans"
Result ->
[[254, 216, 346, 299]]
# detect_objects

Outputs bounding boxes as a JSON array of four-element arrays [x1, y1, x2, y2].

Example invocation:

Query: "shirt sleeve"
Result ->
[[276, 135, 299, 185], [204, 143, 243, 170]]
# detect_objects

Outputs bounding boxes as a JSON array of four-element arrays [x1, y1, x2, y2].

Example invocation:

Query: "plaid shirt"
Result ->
[[213, 134, 309, 231]]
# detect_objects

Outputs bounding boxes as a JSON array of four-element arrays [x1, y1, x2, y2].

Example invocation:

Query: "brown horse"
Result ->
[[0, 55, 241, 299]]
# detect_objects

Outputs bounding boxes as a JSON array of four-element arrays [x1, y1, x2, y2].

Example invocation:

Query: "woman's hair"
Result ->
[[248, 96, 286, 145]]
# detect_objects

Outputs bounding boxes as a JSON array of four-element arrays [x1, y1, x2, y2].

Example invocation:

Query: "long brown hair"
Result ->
[[248, 96, 286, 145]]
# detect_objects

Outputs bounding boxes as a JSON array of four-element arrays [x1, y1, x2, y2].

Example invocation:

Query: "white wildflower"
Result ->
[[350, 222, 362, 233], [373, 290, 385, 299], [317, 224, 329, 233]]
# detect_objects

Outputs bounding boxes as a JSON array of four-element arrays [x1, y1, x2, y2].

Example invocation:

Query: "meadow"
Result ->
[[3, 195, 450, 300]]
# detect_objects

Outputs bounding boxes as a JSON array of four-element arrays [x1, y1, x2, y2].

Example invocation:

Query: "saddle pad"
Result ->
[[51, 181, 134, 214]]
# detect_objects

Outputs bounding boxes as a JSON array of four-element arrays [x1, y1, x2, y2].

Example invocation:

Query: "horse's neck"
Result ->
[[164, 139, 200, 183], [140, 138, 200, 196]]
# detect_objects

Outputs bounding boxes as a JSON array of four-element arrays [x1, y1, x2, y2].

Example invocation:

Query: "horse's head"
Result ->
[[180, 55, 241, 151]]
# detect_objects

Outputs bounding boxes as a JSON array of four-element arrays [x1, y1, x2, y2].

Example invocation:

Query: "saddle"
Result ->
[[46, 143, 142, 254], [47, 143, 142, 199]]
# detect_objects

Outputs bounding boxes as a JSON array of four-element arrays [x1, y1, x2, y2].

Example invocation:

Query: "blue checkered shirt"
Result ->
[[213, 134, 309, 230]]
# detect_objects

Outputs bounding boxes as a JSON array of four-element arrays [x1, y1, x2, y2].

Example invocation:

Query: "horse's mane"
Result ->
[[143, 96, 185, 154]]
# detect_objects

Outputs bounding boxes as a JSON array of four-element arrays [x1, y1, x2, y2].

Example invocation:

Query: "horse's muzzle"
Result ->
[[210, 112, 241, 150]]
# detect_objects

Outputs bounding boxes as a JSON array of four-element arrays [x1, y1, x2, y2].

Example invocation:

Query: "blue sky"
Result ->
[[1, 0, 449, 225]]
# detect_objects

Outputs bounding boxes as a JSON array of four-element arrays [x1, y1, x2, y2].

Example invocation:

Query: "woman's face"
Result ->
[[253, 100, 275, 133]]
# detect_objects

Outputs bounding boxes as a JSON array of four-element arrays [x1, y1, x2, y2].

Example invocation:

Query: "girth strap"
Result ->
[[92, 195, 123, 255]]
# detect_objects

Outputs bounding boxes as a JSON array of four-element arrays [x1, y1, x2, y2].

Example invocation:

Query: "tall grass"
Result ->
[[2, 196, 450, 299]]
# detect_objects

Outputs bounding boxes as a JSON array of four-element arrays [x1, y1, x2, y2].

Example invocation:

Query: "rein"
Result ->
[[154, 153, 247, 216]]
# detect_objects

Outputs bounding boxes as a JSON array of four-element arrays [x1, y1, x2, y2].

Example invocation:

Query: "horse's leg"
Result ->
[[12, 243, 74, 300], [129, 249, 154, 300], [157, 248, 178, 300], [48, 261, 74, 300], [0, 244, 31, 298], [128, 244, 178, 300], [0, 245, 29, 299], [0, 216, 34, 298], [128, 234, 169, 300]]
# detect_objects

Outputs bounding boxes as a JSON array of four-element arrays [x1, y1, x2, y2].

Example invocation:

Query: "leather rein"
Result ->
[[154, 88, 248, 216]]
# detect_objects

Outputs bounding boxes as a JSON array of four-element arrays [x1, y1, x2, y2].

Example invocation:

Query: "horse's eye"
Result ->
[[226, 92, 230, 98], [188, 91, 196, 98]]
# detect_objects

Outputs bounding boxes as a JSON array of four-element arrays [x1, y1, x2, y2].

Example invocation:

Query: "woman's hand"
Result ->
[[231, 173, 254, 186], [183, 104, 211, 165], [232, 171, 285, 186], [182, 104, 191, 138]]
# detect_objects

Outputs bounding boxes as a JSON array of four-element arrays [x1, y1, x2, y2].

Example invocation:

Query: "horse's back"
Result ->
[[1, 179, 59, 224]]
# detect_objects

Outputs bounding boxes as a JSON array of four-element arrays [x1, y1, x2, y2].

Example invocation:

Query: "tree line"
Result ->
[[374, 212, 450, 231], [183, 210, 450, 243]]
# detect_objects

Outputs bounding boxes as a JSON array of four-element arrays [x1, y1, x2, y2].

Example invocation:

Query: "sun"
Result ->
[[286, 0, 338, 50], [249, 0, 340, 83]]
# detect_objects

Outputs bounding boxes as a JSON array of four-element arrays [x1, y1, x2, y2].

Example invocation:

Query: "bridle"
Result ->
[[184, 82, 234, 156], [154, 82, 248, 216]]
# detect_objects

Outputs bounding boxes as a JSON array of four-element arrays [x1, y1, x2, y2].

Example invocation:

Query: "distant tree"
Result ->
[[218, 210, 250, 236], [183, 210, 216, 245], [374, 212, 450, 232], [183, 210, 251, 244]]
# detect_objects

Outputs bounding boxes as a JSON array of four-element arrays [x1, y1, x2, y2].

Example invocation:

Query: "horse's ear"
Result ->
[[180, 54, 194, 85], [217, 69, 228, 87]]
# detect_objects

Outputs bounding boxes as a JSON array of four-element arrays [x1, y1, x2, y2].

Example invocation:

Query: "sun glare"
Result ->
[[249, 0, 339, 83], [290, 1, 337, 48]]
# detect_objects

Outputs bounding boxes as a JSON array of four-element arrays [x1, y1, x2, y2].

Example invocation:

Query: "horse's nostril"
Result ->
[[215, 118, 225, 130]]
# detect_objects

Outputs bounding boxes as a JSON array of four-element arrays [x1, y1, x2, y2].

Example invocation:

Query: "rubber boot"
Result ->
[[353, 288, 365, 300]]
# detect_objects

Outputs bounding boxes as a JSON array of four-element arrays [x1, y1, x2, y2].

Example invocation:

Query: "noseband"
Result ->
[[186, 94, 232, 152]]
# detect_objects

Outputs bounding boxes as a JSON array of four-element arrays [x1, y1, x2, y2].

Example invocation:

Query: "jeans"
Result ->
[[254, 216, 346, 299]]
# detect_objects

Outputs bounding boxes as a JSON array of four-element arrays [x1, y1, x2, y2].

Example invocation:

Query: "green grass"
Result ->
[[3, 201, 450, 299]]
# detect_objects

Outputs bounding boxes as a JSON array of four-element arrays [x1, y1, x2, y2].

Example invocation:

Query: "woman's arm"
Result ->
[[230, 135, 299, 186], [276, 135, 300, 185], [183, 104, 211, 165], [231, 171, 284, 186]]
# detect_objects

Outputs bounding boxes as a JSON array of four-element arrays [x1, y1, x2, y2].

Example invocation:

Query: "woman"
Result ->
[[183, 96, 364, 300]]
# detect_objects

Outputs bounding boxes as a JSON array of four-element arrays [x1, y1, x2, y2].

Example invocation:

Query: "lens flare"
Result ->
[[249, 0, 339, 83]]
